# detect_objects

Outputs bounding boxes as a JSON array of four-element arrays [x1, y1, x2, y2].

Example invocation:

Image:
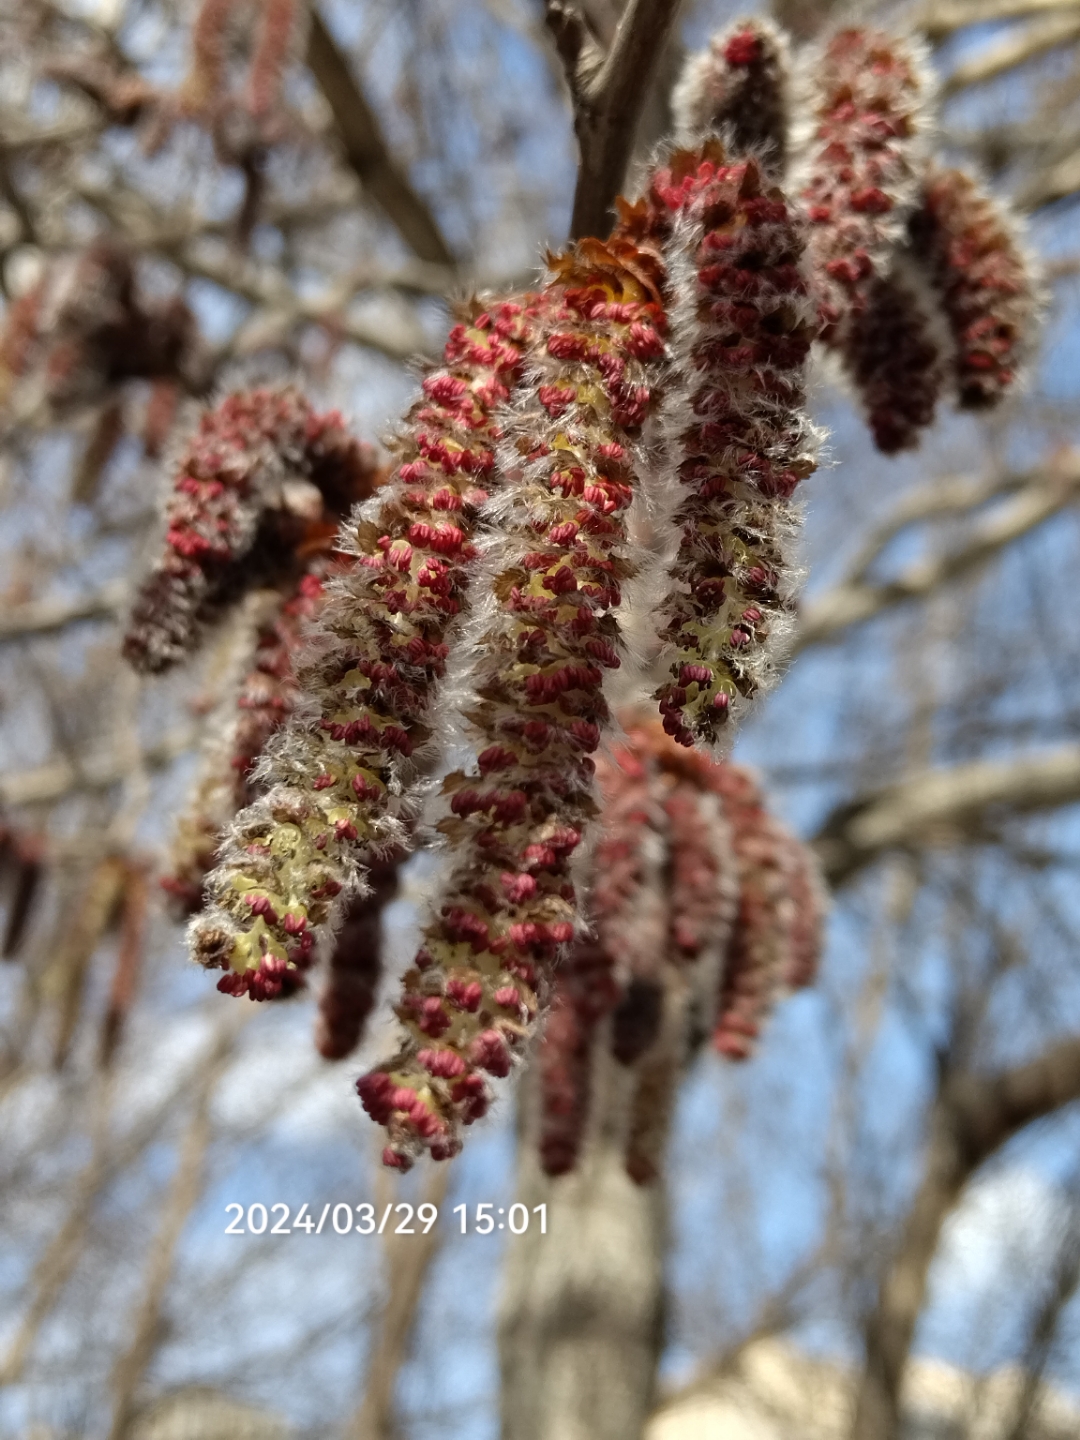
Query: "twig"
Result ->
[[305, 7, 455, 267], [348, 1163, 451, 1440], [917, 0, 1080, 43], [546, 0, 684, 240], [850, 1033, 1080, 1440], [792, 458, 1080, 654], [106, 1035, 235, 1440], [814, 746, 1080, 886], [941, 12, 1080, 96], [0, 725, 196, 807], [0, 579, 128, 643], [0, 1013, 244, 1385]]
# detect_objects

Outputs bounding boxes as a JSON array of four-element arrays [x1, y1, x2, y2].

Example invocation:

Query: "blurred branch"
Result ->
[[305, 8, 455, 267], [106, 1038, 233, 1440], [0, 1013, 244, 1386], [793, 457, 1080, 654], [815, 746, 1080, 887], [1003, 1197, 1080, 1440], [0, 579, 127, 643], [850, 1034, 1080, 1440], [917, 0, 1080, 42], [546, 0, 683, 239], [348, 1164, 451, 1440], [941, 12, 1080, 96], [0, 725, 196, 807]]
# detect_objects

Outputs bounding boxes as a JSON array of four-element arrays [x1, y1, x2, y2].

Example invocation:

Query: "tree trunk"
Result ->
[[497, 1048, 666, 1440]]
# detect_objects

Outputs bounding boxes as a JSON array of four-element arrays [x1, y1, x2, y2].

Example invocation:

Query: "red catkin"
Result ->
[[358, 240, 668, 1167], [797, 27, 931, 346], [909, 165, 1038, 410], [190, 298, 546, 991], [651, 145, 818, 748]]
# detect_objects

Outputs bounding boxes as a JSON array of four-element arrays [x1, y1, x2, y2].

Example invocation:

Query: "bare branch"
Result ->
[[792, 458, 1080, 654], [0, 579, 127, 643], [106, 1039, 232, 1440], [850, 1035, 1080, 1440], [941, 12, 1080, 96], [917, 0, 1080, 43], [305, 8, 455, 267], [548, 0, 684, 240], [0, 726, 196, 808], [348, 1164, 451, 1440], [816, 747, 1080, 886]]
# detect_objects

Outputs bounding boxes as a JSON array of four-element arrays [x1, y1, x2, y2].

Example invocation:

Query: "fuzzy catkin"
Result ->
[[672, 17, 791, 168], [123, 387, 378, 673], [910, 165, 1037, 410], [711, 765, 800, 1059], [245, 0, 300, 118], [356, 242, 667, 1169], [162, 570, 328, 923], [189, 299, 545, 997], [315, 856, 402, 1059], [844, 265, 944, 454], [797, 27, 931, 347], [651, 146, 818, 749]]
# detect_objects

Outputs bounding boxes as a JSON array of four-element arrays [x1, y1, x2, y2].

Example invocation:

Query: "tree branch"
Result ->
[[0, 726, 196, 808], [305, 8, 455, 267], [547, 0, 684, 240], [815, 747, 1080, 887], [941, 12, 1080, 96], [850, 1035, 1080, 1440], [917, 0, 1080, 43], [348, 1164, 450, 1440], [792, 457, 1080, 654], [0, 579, 128, 643]]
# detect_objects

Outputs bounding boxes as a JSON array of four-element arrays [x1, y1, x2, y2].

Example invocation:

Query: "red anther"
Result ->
[[546, 332, 589, 361], [418, 1047, 467, 1078], [569, 720, 600, 750], [548, 522, 579, 545], [494, 789, 528, 823], [538, 384, 575, 416], [351, 772, 382, 801], [245, 893, 279, 923], [501, 871, 537, 903], [382, 1147, 413, 1170], [388, 541, 413, 571], [478, 745, 517, 775], [549, 922, 574, 943], [418, 996, 452, 1037], [493, 985, 520, 1009], [470, 1029, 512, 1077], [430, 487, 462, 510], [849, 186, 892, 214], [680, 664, 713, 686], [422, 373, 468, 404], [334, 819, 359, 842], [724, 28, 763, 65], [446, 978, 484, 1012], [543, 566, 578, 595], [282, 913, 307, 935]]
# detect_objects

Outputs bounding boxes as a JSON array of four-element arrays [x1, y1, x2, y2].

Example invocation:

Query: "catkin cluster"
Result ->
[[115, 16, 1040, 1169], [536, 718, 824, 1183]]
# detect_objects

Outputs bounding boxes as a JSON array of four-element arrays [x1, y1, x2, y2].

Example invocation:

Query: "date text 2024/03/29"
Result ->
[[223, 1202, 549, 1235]]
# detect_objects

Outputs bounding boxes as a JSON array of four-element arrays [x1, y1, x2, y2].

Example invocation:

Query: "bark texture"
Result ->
[[497, 1050, 666, 1440]]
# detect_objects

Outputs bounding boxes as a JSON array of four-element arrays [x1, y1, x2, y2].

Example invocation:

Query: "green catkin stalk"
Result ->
[[189, 298, 545, 996], [357, 240, 667, 1168], [651, 145, 819, 749]]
